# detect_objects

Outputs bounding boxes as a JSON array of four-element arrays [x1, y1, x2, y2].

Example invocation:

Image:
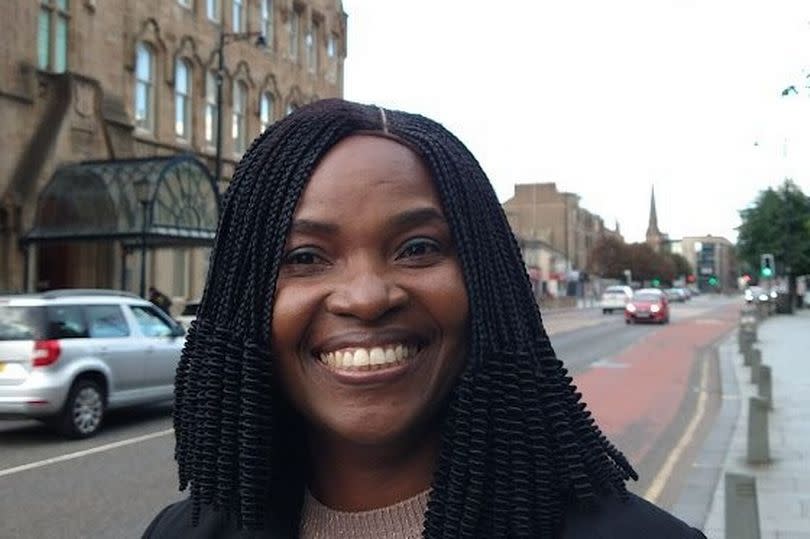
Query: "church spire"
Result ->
[[646, 185, 659, 236]]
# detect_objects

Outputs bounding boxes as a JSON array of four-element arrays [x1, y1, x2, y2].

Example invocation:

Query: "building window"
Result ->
[[175, 60, 192, 140], [232, 0, 244, 32], [134, 42, 155, 132], [306, 20, 319, 73], [261, 0, 274, 48], [260, 92, 275, 132], [232, 81, 247, 154], [173, 249, 188, 297], [204, 71, 218, 146], [327, 33, 337, 58], [206, 0, 220, 21], [38, 0, 69, 73], [177, 0, 191, 7], [288, 8, 300, 61], [286, 103, 297, 116]]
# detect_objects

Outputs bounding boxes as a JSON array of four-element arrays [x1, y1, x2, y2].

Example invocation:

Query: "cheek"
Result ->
[[270, 283, 319, 356]]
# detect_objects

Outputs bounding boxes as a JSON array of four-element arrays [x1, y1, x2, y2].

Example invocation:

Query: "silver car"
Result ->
[[0, 290, 185, 438]]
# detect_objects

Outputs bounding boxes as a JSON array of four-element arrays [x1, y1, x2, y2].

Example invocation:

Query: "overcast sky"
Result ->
[[341, 0, 810, 243]]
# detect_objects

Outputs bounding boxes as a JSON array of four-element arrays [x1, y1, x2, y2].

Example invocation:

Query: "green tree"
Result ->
[[668, 253, 692, 279], [737, 179, 810, 312], [587, 236, 629, 279]]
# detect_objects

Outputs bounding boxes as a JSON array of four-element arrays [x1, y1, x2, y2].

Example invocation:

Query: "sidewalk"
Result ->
[[683, 309, 810, 538]]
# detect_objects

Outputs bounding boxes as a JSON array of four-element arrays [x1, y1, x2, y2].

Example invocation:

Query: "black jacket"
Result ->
[[143, 492, 706, 538]]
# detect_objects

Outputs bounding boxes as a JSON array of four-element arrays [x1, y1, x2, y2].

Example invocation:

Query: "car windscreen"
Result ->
[[605, 287, 627, 293], [0, 306, 46, 340], [633, 294, 661, 302]]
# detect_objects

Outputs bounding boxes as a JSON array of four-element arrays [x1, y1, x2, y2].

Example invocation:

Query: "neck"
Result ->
[[306, 429, 439, 511]]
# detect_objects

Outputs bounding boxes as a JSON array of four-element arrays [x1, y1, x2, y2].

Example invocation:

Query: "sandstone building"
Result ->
[[0, 0, 347, 307]]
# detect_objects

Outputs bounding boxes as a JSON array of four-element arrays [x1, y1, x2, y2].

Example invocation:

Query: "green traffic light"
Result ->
[[761, 267, 773, 278], [708, 276, 718, 286], [651, 278, 660, 287]]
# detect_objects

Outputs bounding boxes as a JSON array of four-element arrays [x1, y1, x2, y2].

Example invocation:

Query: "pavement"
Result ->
[[672, 308, 810, 538]]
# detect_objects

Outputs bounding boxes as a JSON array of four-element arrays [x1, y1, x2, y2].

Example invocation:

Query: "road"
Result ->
[[0, 295, 738, 538]]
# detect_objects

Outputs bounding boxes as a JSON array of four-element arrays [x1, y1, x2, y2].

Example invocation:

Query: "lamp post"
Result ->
[[133, 177, 151, 298], [214, 27, 266, 191]]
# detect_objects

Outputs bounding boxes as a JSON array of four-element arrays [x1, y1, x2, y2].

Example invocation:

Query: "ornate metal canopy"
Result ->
[[23, 155, 220, 247]]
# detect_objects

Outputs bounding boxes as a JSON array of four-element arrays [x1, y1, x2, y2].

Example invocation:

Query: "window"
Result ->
[[173, 249, 188, 297], [206, 0, 220, 21], [177, 0, 191, 7], [289, 8, 300, 60], [327, 33, 337, 58], [232, 81, 247, 154], [131, 306, 175, 337], [38, 0, 69, 73], [85, 305, 130, 338], [261, 0, 274, 48], [134, 42, 155, 131], [175, 59, 192, 139], [204, 71, 218, 146], [286, 103, 297, 116], [260, 92, 275, 131], [307, 21, 319, 73], [45, 305, 87, 339], [232, 0, 244, 32]]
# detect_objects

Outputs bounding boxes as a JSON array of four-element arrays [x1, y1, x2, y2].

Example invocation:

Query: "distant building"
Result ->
[[502, 182, 622, 274], [680, 235, 738, 293], [645, 185, 669, 253], [1, 0, 347, 302]]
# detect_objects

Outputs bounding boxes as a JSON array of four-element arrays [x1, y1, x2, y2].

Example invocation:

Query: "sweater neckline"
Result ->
[[298, 487, 431, 538]]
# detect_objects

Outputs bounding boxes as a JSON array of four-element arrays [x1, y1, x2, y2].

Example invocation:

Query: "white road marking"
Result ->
[[644, 359, 709, 503], [0, 428, 174, 478]]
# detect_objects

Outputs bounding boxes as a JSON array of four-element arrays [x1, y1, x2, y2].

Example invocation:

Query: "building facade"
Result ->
[[502, 182, 622, 274], [0, 0, 347, 307], [680, 235, 738, 293]]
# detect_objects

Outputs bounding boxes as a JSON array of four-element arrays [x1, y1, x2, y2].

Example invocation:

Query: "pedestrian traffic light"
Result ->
[[760, 253, 774, 278]]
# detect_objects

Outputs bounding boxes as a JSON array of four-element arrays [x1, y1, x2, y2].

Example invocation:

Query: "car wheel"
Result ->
[[58, 379, 105, 439]]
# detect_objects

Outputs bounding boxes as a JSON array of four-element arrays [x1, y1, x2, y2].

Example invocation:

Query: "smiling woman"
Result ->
[[142, 100, 705, 538]]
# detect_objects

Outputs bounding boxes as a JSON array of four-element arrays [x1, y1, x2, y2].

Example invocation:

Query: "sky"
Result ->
[[341, 0, 810, 244]]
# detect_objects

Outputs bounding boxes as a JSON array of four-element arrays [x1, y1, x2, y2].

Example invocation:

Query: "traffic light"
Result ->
[[687, 274, 696, 283], [651, 277, 661, 287], [760, 253, 774, 278], [708, 275, 719, 286]]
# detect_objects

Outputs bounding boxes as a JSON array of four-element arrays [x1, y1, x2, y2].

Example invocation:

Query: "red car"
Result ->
[[625, 289, 670, 324]]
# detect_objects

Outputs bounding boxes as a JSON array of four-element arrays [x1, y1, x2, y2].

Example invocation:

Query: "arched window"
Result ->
[[260, 92, 275, 132], [134, 42, 155, 131], [232, 81, 248, 154], [204, 71, 218, 146], [174, 59, 192, 140]]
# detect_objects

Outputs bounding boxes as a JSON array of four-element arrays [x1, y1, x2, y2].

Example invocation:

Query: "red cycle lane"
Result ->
[[573, 304, 739, 467]]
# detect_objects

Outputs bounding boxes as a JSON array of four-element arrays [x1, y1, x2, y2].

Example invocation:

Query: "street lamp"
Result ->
[[214, 28, 267, 192], [133, 177, 151, 298]]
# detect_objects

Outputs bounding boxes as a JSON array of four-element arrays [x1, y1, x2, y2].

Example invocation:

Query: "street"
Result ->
[[0, 295, 737, 538]]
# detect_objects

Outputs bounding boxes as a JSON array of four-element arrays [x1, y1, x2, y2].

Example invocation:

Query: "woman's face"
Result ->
[[272, 135, 469, 449]]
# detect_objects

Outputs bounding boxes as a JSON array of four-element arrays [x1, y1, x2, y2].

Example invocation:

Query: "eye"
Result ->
[[283, 247, 327, 266], [396, 238, 441, 260]]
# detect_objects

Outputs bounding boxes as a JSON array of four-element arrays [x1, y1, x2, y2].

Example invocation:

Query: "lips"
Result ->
[[318, 343, 420, 371]]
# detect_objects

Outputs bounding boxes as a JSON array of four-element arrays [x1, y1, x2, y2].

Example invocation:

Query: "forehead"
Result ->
[[294, 135, 442, 217]]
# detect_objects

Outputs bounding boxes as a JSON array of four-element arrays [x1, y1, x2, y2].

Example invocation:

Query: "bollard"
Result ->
[[750, 349, 761, 384], [758, 365, 772, 410], [747, 397, 770, 464], [725, 473, 761, 539], [743, 347, 753, 366], [739, 330, 755, 354]]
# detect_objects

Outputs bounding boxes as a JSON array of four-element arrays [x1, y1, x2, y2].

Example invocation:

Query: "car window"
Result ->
[[634, 294, 661, 302], [180, 303, 199, 316], [131, 305, 175, 337], [605, 287, 627, 293], [45, 305, 88, 339], [0, 306, 45, 340], [85, 305, 130, 338]]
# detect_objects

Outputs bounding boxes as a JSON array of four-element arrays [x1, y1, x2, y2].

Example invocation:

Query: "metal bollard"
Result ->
[[747, 397, 770, 464], [743, 347, 753, 366], [750, 349, 761, 384], [758, 365, 772, 410], [739, 330, 755, 354], [725, 473, 761, 539]]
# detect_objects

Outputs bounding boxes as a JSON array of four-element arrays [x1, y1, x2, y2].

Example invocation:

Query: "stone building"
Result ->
[[0, 0, 347, 307], [680, 235, 738, 293], [502, 182, 622, 274]]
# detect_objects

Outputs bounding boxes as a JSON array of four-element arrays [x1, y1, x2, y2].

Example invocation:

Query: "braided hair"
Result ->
[[173, 99, 637, 537]]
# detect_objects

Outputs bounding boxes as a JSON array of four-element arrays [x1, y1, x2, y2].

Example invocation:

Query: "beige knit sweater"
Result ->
[[298, 488, 430, 539]]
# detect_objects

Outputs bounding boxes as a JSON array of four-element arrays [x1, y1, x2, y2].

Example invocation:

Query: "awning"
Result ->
[[23, 155, 220, 247]]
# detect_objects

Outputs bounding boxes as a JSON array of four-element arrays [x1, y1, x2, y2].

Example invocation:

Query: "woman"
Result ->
[[144, 100, 705, 538]]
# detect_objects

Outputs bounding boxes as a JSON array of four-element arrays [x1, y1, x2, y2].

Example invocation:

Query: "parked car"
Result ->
[[625, 288, 670, 324], [665, 288, 688, 302], [176, 299, 200, 330], [600, 285, 634, 314], [0, 289, 185, 438]]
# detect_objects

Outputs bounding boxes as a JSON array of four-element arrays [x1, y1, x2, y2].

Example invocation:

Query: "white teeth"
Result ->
[[319, 343, 419, 371]]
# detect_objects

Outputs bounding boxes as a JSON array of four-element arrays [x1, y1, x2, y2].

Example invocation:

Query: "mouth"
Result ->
[[317, 343, 422, 372]]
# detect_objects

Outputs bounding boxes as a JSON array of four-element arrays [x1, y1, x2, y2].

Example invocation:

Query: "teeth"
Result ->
[[319, 343, 419, 371]]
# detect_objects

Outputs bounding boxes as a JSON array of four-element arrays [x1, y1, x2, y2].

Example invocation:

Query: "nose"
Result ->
[[325, 260, 408, 321]]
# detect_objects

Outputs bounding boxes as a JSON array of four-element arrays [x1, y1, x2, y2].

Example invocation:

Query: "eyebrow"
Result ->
[[289, 207, 448, 236]]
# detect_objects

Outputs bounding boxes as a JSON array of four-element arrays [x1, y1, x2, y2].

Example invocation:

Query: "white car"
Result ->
[[600, 285, 634, 314]]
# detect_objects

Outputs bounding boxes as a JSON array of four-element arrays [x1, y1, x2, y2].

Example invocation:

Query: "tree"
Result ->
[[737, 179, 810, 313], [587, 236, 629, 279], [668, 253, 692, 279]]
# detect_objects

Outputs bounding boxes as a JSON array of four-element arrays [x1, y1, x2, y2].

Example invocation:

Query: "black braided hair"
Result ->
[[173, 99, 637, 536]]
